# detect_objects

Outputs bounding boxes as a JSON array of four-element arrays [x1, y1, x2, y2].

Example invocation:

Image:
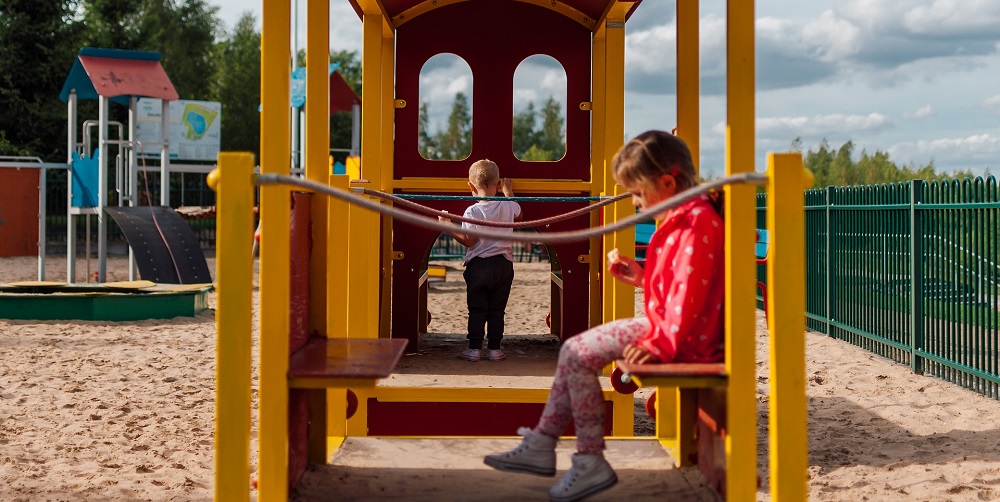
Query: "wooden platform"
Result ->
[[292, 438, 722, 501]]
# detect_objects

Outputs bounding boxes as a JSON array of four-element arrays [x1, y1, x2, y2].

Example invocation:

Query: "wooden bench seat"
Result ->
[[615, 360, 730, 495], [615, 361, 727, 388], [288, 338, 408, 389]]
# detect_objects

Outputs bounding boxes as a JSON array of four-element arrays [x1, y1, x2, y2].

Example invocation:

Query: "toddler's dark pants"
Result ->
[[463, 254, 514, 350]]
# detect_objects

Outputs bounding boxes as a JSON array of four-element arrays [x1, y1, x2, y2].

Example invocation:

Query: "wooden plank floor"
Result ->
[[292, 438, 721, 501]]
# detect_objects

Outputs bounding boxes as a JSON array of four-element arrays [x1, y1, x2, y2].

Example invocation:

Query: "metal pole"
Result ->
[[67, 90, 77, 283], [160, 99, 170, 206], [97, 95, 108, 282], [351, 103, 361, 157], [128, 97, 138, 281], [38, 165, 46, 281]]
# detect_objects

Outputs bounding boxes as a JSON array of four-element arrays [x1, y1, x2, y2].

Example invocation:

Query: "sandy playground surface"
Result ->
[[1, 255, 1000, 501]]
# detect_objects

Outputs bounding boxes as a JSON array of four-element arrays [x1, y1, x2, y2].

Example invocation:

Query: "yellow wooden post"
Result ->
[[767, 153, 808, 501], [306, 0, 331, 338], [590, 25, 607, 330], [304, 5, 332, 459], [325, 174, 350, 451], [259, 0, 292, 498], [676, 0, 700, 172], [360, 11, 384, 340], [377, 32, 395, 339], [213, 154, 254, 500], [347, 181, 373, 338], [725, 0, 758, 499], [604, 5, 633, 323], [328, 175, 350, 339]]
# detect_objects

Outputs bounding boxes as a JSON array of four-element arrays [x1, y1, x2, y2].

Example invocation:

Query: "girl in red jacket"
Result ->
[[484, 130, 725, 502]]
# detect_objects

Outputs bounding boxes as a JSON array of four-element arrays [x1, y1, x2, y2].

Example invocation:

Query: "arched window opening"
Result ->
[[418, 53, 473, 160], [512, 55, 567, 161]]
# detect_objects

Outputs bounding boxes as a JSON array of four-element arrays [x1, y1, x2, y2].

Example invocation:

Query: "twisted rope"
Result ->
[[387, 193, 609, 202], [256, 173, 768, 245], [361, 188, 631, 229]]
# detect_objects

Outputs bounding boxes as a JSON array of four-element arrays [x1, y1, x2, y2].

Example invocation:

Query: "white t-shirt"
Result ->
[[461, 200, 522, 263]]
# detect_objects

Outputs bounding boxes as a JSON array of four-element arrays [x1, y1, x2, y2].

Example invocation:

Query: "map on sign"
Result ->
[[136, 99, 221, 161]]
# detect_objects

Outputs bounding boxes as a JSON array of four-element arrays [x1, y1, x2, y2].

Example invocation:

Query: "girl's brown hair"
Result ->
[[611, 130, 724, 216]]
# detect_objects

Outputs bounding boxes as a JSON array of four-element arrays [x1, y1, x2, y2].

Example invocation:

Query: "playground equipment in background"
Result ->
[[60, 47, 180, 283], [756, 229, 771, 321], [0, 280, 210, 321], [213, 2, 808, 502], [635, 222, 655, 261]]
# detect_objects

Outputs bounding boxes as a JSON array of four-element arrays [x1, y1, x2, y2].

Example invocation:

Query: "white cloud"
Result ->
[[888, 133, 1000, 167], [742, 112, 893, 136], [904, 104, 934, 120], [985, 94, 1000, 109], [902, 0, 1000, 36], [801, 11, 863, 62]]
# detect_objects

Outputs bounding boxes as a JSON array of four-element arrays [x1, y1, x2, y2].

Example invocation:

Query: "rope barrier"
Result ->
[[361, 188, 631, 229], [256, 173, 768, 245], [388, 193, 608, 202]]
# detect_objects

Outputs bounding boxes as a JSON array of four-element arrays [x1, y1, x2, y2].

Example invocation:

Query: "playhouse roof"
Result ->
[[59, 47, 179, 106], [348, 0, 642, 30], [330, 71, 361, 114]]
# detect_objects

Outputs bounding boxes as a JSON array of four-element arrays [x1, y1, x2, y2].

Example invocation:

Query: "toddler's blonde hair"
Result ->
[[469, 159, 500, 189]]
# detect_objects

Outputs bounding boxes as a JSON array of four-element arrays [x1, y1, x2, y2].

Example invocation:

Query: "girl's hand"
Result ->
[[438, 211, 451, 224], [622, 343, 660, 364], [607, 248, 643, 287]]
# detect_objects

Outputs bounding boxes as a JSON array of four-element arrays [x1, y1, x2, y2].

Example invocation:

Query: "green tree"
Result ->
[[209, 12, 260, 159], [81, 0, 220, 99], [537, 96, 565, 160], [0, 0, 84, 159], [417, 102, 437, 159], [512, 97, 565, 161], [512, 102, 539, 158], [435, 92, 471, 160]]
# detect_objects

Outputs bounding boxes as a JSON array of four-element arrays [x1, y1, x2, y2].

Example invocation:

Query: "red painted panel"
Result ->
[[288, 388, 310, 493], [289, 192, 312, 353], [78, 56, 179, 101], [0, 168, 39, 257], [330, 71, 360, 114], [394, 2, 592, 181], [366, 399, 615, 437], [697, 387, 728, 497]]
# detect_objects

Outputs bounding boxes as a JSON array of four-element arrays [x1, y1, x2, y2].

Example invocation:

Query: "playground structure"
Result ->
[[0, 48, 216, 321], [0, 47, 216, 283], [213, 1, 807, 501]]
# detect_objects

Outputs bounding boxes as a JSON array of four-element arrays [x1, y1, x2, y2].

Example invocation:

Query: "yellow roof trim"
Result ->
[[390, 0, 600, 31], [392, 0, 468, 28], [514, 0, 598, 31]]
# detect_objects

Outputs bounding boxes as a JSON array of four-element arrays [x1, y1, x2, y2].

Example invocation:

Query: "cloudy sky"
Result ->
[[212, 0, 1000, 178]]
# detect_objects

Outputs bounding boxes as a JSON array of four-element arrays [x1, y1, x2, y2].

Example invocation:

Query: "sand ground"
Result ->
[[1, 255, 1000, 501]]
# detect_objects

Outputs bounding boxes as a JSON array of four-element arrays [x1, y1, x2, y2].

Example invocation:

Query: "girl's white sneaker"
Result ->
[[484, 427, 557, 476]]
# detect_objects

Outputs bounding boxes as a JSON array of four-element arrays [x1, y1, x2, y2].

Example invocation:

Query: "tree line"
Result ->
[[793, 138, 986, 188], [418, 93, 567, 161]]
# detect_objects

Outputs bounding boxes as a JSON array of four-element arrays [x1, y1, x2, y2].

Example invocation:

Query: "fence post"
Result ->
[[909, 180, 924, 375], [825, 186, 833, 336]]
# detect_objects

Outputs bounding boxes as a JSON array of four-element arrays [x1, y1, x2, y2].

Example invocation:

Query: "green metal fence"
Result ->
[[757, 176, 1000, 399]]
